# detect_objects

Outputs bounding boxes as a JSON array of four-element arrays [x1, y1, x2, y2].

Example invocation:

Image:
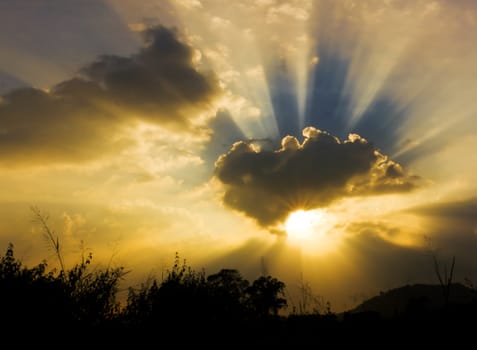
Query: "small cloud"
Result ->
[[266, 3, 310, 23], [128, 23, 148, 32], [310, 56, 319, 65], [176, 0, 203, 10]]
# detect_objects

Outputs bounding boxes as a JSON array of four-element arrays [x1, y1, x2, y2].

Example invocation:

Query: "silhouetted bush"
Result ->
[[122, 252, 288, 334], [63, 252, 126, 326], [123, 252, 209, 329], [0, 243, 126, 329], [0, 243, 71, 328]]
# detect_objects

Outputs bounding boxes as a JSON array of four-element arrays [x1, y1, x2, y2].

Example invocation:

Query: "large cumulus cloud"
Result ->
[[0, 25, 219, 165], [215, 127, 420, 228]]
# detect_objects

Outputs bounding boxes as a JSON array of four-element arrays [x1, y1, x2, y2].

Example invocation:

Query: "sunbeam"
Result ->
[[1, 0, 477, 317]]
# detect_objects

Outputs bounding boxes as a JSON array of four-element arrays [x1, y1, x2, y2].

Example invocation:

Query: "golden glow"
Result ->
[[285, 209, 318, 239], [284, 209, 341, 254], [1, 0, 477, 314]]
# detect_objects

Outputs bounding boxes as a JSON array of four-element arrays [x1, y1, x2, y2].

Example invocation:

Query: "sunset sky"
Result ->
[[1, 0, 477, 312]]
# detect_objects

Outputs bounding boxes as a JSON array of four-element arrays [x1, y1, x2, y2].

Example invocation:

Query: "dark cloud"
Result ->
[[410, 198, 477, 224], [0, 86, 124, 164], [342, 198, 477, 286], [80, 26, 218, 123], [201, 109, 246, 169], [396, 198, 477, 282], [408, 198, 477, 250], [345, 223, 431, 280], [214, 127, 420, 228], [0, 25, 219, 165]]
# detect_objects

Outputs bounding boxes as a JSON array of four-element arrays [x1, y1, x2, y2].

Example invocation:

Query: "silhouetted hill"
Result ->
[[348, 283, 477, 319]]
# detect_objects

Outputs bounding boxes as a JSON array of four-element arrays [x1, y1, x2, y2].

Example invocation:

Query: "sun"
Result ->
[[285, 209, 321, 240], [283, 208, 341, 254]]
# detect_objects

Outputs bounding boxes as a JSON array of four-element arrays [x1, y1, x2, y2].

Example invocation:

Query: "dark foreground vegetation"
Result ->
[[2, 241, 477, 344]]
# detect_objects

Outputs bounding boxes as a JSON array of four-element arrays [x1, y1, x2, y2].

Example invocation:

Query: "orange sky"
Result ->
[[0, 0, 476, 312]]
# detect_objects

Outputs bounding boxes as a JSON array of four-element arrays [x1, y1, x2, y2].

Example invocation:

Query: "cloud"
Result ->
[[411, 198, 477, 223], [344, 197, 477, 283], [409, 198, 477, 241], [214, 127, 420, 228], [0, 25, 219, 165], [80, 26, 218, 122]]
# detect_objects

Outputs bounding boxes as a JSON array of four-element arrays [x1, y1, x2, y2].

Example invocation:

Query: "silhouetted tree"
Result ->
[[426, 237, 456, 308], [247, 275, 287, 318], [206, 268, 250, 321]]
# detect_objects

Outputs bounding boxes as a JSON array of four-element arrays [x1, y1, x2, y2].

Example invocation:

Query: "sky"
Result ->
[[1, 0, 477, 312]]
